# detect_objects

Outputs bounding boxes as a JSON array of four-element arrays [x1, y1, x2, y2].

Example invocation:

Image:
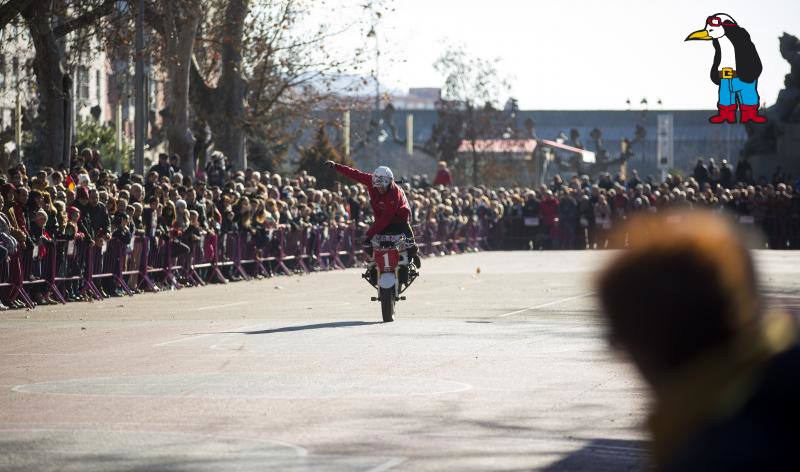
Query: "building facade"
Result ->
[[307, 106, 749, 185]]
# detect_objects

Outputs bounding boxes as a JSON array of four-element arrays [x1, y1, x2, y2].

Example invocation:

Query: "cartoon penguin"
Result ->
[[686, 13, 767, 124]]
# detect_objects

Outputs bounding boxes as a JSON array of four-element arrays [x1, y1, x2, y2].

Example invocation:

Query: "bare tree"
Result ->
[[3, 0, 386, 172], [0, 0, 33, 30], [144, 0, 204, 176], [162, 0, 202, 176], [188, 0, 382, 171], [2, 0, 118, 168], [426, 46, 515, 183], [435, 46, 512, 108], [189, 0, 248, 170]]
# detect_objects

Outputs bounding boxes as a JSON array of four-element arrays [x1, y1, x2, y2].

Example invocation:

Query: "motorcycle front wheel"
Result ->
[[379, 287, 395, 322]]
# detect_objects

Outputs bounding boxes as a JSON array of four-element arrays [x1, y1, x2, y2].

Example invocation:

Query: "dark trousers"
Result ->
[[172, 241, 190, 259], [380, 222, 415, 240]]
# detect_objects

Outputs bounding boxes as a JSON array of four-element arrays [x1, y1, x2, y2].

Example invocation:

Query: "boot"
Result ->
[[739, 104, 767, 123], [709, 104, 737, 124]]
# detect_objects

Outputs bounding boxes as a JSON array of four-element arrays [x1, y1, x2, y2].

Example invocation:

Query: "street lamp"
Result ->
[[14, 58, 21, 165], [366, 2, 382, 166], [134, 0, 145, 175]]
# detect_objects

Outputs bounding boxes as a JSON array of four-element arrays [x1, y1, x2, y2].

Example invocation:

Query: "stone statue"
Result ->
[[742, 33, 800, 176], [589, 128, 608, 163], [549, 127, 640, 177], [569, 128, 584, 149]]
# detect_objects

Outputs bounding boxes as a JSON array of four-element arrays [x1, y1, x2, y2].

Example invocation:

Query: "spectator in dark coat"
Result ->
[[112, 213, 132, 247], [168, 154, 181, 175], [558, 189, 578, 249], [693, 159, 709, 186], [142, 196, 160, 243], [735, 157, 753, 185], [521, 192, 540, 249], [87, 188, 110, 243], [577, 193, 595, 249], [719, 160, 733, 188], [149, 153, 173, 180], [73, 187, 94, 241], [627, 170, 642, 189], [185, 187, 208, 230]]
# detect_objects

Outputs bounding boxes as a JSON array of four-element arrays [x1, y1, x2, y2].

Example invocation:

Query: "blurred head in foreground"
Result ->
[[598, 211, 764, 388], [597, 211, 798, 470]]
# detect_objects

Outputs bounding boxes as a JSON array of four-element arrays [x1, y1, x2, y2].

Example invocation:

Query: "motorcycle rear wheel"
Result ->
[[379, 287, 395, 322]]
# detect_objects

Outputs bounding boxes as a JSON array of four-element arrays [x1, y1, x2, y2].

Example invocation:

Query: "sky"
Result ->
[[322, 0, 800, 109]]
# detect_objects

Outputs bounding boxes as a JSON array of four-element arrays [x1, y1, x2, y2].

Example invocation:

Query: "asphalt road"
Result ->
[[1, 250, 798, 471]]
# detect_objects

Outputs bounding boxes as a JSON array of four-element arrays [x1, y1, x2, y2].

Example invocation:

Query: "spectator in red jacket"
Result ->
[[433, 161, 453, 186], [539, 190, 560, 249]]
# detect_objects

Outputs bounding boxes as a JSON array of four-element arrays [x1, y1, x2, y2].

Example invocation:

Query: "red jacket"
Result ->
[[12, 202, 28, 233], [539, 198, 559, 226], [433, 169, 452, 186], [332, 163, 411, 238]]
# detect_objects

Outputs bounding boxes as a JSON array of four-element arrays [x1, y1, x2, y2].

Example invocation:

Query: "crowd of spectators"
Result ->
[[487, 158, 800, 251], [0, 150, 798, 310], [0, 150, 488, 310]]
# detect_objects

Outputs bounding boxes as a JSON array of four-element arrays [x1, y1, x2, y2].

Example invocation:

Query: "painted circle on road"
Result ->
[[13, 373, 472, 398], [0, 430, 401, 471]]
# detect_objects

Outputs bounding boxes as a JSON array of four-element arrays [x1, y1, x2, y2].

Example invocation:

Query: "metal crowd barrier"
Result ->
[[0, 219, 488, 309]]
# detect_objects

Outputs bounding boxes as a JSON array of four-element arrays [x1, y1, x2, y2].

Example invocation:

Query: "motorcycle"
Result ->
[[361, 234, 419, 322]]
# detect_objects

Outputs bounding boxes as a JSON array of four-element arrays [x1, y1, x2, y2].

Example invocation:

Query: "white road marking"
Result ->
[[153, 324, 263, 347], [366, 457, 406, 472], [153, 333, 217, 346], [1, 353, 85, 356], [497, 292, 596, 318], [12, 373, 474, 399], [196, 301, 250, 311]]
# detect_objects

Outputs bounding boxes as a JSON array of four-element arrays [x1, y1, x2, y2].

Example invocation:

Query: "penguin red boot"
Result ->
[[739, 105, 767, 123], [709, 104, 737, 124]]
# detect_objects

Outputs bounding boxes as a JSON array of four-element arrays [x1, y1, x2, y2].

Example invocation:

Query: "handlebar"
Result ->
[[367, 234, 415, 249]]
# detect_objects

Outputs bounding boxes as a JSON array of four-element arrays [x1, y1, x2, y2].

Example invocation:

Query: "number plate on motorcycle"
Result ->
[[375, 249, 400, 273]]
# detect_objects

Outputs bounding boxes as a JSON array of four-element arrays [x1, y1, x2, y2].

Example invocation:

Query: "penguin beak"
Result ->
[[685, 29, 711, 41]]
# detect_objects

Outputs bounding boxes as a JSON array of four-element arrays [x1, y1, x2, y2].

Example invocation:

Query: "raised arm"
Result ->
[[328, 162, 372, 187]]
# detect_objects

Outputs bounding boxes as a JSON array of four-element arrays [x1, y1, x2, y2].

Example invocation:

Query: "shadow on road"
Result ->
[[541, 438, 650, 471], [241, 321, 383, 335]]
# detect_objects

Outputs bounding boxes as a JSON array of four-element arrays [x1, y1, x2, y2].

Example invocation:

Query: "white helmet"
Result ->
[[372, 166, 394, 188]]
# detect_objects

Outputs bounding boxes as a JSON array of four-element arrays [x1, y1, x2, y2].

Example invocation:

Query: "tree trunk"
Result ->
[[163, 1, 201, 177], [210, 75, 247, 172], [472, 146, 479, 186], [24, 3, 68, 169], [62, 73, 73, 166], [215, 0, 248, 170], [190, 0, 249, 171]]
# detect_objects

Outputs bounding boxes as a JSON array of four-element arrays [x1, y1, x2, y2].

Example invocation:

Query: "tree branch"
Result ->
[[52, 0, 117, 38], [143, 2, 165, 37], [0, 0, 33, 29], [189, 54, 216, 118]]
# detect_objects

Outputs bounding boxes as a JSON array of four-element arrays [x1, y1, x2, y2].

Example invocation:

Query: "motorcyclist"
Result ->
[[325, 161, 421, 268]]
